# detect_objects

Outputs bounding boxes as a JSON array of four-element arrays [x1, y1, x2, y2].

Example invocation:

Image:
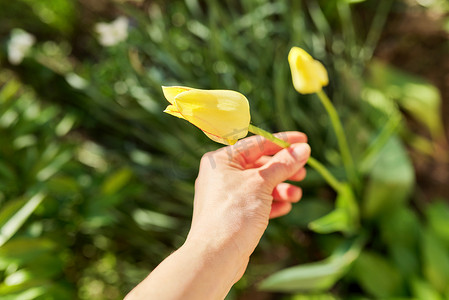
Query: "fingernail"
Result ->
[[291, 143, 310, 161]]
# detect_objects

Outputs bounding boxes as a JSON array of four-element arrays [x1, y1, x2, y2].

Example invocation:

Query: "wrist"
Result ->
[[183, 233, 248, 265], [182, 234, 249, 284]]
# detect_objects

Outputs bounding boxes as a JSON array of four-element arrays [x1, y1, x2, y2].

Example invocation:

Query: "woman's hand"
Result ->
[[187, 132, 310, 281], [126, 132, 310, 300]]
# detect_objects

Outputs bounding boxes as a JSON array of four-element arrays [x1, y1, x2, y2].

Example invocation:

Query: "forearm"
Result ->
[[125, 239, 247, 300]]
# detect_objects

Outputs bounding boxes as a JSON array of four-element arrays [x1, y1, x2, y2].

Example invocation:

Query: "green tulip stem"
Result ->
[[248, 124, 290, 148], [248, 124, 343, 192], [306, 157, 343, 192], [316, 89, 357, 185]]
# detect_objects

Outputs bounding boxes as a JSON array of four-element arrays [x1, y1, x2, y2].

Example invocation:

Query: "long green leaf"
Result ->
[[0, 193, 45, 247], [422, 229, 449, 292], [411, 277, 443, 300], [309, 184, 359, 235], [351, 251, 403, 298], [259, 236, 365, 292], [425, 201, 449, 248]]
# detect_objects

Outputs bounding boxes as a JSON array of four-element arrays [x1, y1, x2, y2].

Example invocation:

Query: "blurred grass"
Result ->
[[0, 0, 448, 299]]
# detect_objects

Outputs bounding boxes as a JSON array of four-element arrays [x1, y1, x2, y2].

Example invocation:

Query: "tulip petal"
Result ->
[[162, 86, 192, 104], [203, 132, 238, 145], [289, 47, 313, 62], [288, 47, 329, 94], [163, 105, 185, 119], [174, 89, 250, 144], [314, 61, 329, 86]]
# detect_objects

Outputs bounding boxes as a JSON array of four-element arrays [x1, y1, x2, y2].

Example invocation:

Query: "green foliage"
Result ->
[[0, 193, 45, 247], [411, 277, 444, 300], [362, 136, 415, 219], [309, 184, 359, 235], [291, 293, 339, 300], [367, 60, 445, 140], [259, 237, 364, 292], [351, 251, 404, 298], [379, 208, 421, 277], [421, 229, 449, 292], [425, 201, 449, 248], [0, 74, 190, 298]]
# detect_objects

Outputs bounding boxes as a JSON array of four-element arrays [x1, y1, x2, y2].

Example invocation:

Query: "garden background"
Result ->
[[1, 0, 449, 299]]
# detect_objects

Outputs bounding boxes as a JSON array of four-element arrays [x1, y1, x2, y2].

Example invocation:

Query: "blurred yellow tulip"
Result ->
[[162, 86, 251, 145], [288, 47, 329, 94]]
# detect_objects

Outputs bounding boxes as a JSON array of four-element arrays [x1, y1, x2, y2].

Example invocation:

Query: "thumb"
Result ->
[[257, 143, 311, 189]]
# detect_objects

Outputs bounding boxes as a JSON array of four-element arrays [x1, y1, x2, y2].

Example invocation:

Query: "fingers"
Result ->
[[290, 168, 307, 181], [269, 201, 292, 219], [270, 183, 302, 219], [272, 183, 302, 203], [229, 132, 307, 166], [253, 156, 307, 182], [257, 143, 311, 189]]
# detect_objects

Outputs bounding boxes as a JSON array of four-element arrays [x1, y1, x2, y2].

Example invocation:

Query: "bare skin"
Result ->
[[125, 131, 311, 300]]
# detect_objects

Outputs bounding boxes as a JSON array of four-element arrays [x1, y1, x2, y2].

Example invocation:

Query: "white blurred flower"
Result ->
[[95, 17, 129, 47], [7, 29, 36, 65], [65, 73, 88, 90]]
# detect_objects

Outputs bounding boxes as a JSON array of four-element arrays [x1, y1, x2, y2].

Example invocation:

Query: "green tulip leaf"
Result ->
[[362, 136, 414, 219], [367, 60, 444, 140], [422, 229, 449, 292], [309, 184, 359, 235], [351, 251, 403, 298], [425, 201, 449, 248], [411, 277, 443, 300], [259, 236, 364, 292]]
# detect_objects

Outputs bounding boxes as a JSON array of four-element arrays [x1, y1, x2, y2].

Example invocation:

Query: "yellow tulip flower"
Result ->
[[162, 86, 251, 145], [288, 47, 329, 94]]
